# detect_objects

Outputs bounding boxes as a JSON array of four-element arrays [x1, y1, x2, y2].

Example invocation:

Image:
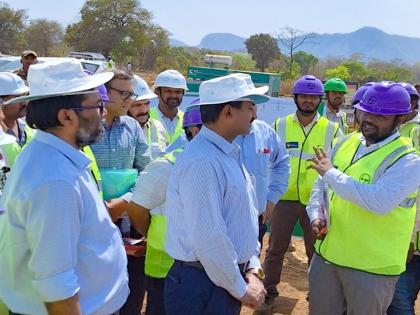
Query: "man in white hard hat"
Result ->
[[164, 73, 268, 314], [0, 59, 128, 315], [128, 75, 166, 159], [0, 72, 35, 167], [150, 69, 187, 145]]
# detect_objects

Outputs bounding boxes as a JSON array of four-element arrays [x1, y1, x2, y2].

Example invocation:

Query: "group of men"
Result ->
[[0, 50, 419, 315]]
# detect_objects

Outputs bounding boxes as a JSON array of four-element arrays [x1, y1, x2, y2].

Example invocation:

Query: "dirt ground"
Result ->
[[240, 236, 420, 315]]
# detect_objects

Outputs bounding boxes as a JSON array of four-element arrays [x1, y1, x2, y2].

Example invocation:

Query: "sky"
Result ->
[[4, 0, 420, 46]]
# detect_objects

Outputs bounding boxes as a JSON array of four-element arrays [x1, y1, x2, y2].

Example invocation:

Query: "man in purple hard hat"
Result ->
[[351, 82, 375, 131], [126, 105, 202, 315], [306, 81, 420, 315], [398, 82, 420, 139], [257, 75, 342, 313]]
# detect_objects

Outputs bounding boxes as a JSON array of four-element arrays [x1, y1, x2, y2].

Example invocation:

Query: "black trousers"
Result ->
[[119, 256, 146, 315]]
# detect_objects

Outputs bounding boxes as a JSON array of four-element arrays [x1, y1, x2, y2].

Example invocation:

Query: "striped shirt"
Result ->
[[90, 116, 151, 201], [164, 126, 260, 300]]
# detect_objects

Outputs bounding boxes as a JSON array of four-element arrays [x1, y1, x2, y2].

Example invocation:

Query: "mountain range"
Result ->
[[169, 27, 420, 64]]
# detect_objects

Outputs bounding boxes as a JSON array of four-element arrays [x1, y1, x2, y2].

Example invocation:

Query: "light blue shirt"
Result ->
[[234, 119, 290, 213], [164, 126, 260, 300], [90, 115, 151, 201], [0, 130, 129, 315]]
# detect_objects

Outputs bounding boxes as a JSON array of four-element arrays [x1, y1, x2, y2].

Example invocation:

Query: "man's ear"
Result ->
[[221, 103, 232, 120], [57, 108, 77, 127]]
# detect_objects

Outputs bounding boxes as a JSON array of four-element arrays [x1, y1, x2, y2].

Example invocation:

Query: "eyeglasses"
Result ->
[[108, 86, 138, 101], [69, 101, 105, 115]]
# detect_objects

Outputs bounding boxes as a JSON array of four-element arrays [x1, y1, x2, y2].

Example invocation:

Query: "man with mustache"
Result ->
[[150, 70, 187, 145], [0, 72, 34, 167], [0, 59, 129, 315], [257, 75, 341, 314], [89, 70, 151, 315], [318, 77, 349, 134], [128, 75, 166, 159], [306, 82, 420, 315]]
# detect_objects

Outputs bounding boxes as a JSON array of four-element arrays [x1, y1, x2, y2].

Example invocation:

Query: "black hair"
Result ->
[[184, 124, 203, 141], [26, 94, 89, 131], [199, 101, 243, 124]]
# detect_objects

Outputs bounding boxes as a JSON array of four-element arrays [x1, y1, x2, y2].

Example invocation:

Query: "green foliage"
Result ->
[[231, 53, 256, 71], [0, 3, 27, 54], [325, 65, 350, 81], [293, 51, 318, 74], [25, 19, 64, 56], [245, 33, 280, 72]]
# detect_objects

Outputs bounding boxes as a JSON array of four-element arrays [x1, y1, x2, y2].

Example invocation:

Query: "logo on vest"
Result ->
[[359, 173, 371, 184]]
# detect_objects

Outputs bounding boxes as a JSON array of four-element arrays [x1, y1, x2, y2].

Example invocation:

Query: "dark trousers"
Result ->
[[145, 275, 165, 315], [120, 256, 146, 315], [164, 260, 241, 315], [388, 255, 420, 315], [263, 200, 315, 297]]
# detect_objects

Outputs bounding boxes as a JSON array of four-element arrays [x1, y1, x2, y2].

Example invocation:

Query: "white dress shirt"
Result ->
[[164, 126, 260, 300], [307, 132, 420, 223]]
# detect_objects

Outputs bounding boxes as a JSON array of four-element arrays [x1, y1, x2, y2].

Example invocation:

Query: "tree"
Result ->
[[232, 53, 256, 71], [277, 26, 316, 77], [25, 19, 64, 56], [65, 0, 152, 56], [325, 65, 350, 81], [293, 51, 318, 74], [0, 3, 27, 54], [245, 33, 279, 72]]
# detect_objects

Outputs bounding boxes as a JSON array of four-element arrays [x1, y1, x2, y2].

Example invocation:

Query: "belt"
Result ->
[[177, 260, 249, 275]]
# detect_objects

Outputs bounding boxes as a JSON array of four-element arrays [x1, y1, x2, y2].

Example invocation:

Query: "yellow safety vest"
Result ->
[[1, 125, 35, 167], [82, 145, 103, 198], [399, 121, 419, 139], [318, 102, 348, 134], [150, 107, 184, 145], [316, 133, 417, 275], [145, 118, 165, 148], [145, 148, 184, 278], [275, 114, 339, 205]]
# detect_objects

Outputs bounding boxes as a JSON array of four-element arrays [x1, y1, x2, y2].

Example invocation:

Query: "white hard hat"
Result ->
[[133, 75, 157, 101], [154, 69, 188, 90], [4, 59, 114, 105], [198, 73, 270, 106], [0, 72, 29, 96]]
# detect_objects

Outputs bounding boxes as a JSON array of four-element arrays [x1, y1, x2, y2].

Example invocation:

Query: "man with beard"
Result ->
[[90, 70, 151, 315], [306, 81, 420, 315], [0, 72, 34, 166], [319, 78, 349, 134], [256, 75, 341, 314], [128, 75, 166, 159], [150, 69, 187, 145], [0, 59, 129, 315]]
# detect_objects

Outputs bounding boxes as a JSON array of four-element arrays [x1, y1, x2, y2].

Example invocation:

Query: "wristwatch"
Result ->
[[246, 267, 265, 280]]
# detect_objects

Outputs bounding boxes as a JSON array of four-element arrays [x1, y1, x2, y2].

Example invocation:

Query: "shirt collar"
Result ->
[[104, 116, 127, 129], [200, 126, 240, 156], [157, 105, 181, 120], [35, 130, 91, 169], [293, 112, 320, 125], [359, 130, 400, 149]]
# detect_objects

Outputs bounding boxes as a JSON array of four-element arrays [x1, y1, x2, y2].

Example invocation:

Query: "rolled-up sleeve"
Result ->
[[267, 132, 290, 204], [180, 161, 248, 299], [26, 181, 81, 302]]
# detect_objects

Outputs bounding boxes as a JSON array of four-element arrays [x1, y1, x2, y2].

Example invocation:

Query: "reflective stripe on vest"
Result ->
[[82, 145, 103, 199], [150, 107, 184, 145], [399, 121, 419, 139], [319, 102, 348, 134], [316, 134, 416, 275], [275, 115, 339, 205], [145, 148, 184, 278], [146, 119, 164, 148]]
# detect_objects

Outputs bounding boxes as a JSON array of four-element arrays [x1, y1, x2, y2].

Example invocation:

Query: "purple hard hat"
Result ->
[[352, 82, 375, 104], [398, 82, 419, 97], [354, 82, 411, 115], [84, 69, 109, 102], [292, 75, 324, 96], [182, 105, 202, 128]]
